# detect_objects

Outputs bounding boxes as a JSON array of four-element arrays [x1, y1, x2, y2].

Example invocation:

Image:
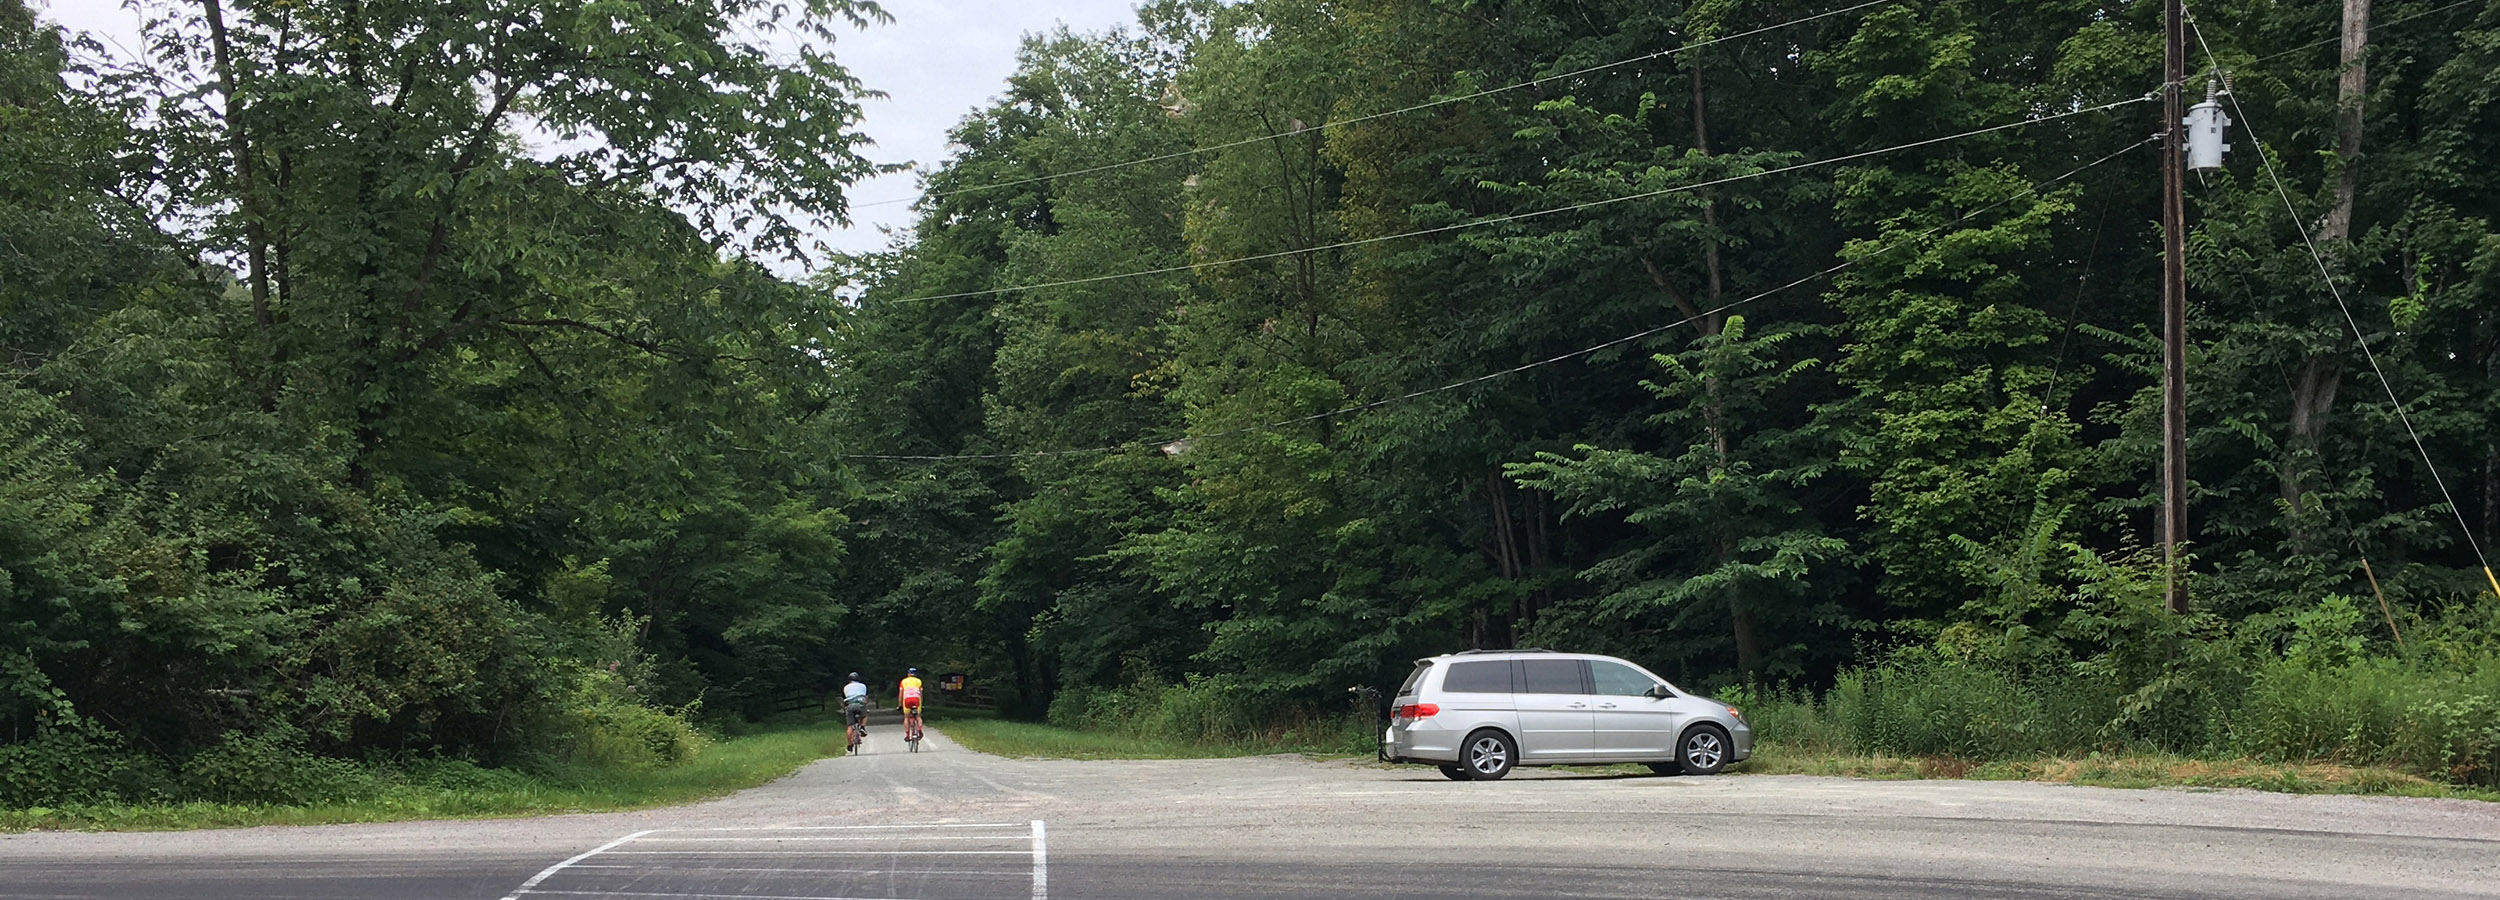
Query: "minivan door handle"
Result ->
[[1597, 702, 1618, 709], [1567, 702, 1588, 709]]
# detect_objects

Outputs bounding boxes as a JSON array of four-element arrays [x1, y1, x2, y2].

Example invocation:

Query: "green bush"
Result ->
[[1043, 670, 1336, 750], [0, 723, 173, 807], [394, 756, 536, 794], [547, 667, 705, 769], [1828, 650, 2116, 759], [1138, 675, 1267, 744], [1717, 683, 1846, 754], [181, 728, 377, 806], [2230, 656, 2500, 787]]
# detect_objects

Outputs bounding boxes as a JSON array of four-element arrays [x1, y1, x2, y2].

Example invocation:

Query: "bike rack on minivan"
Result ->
[[1346, 685, 1388, 762]]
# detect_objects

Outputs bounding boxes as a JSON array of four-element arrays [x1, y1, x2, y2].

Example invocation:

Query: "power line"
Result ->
[[848, 0, 1901, 211], [839, 135, 2154, 462], [2184, 7, 2498, 583], [867, 92, 2156, 307], [2247, 0, 2484, 67]]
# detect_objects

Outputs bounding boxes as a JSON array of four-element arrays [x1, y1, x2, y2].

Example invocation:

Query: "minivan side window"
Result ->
[[1589, 660, 1657, 696], [1441, 660, 1513, 693], [1519, 658, 1586, 694]]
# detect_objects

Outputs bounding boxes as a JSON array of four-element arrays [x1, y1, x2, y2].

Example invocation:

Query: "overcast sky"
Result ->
[[33, 0, 1145, 265]]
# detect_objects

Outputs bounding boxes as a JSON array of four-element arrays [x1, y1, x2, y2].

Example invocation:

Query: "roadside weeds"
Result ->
[[0, 720, 852, 833], [946, 717, 2500, 802]]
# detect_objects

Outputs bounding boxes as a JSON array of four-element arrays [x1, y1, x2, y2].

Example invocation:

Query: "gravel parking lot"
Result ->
[[4, 724, 2497, 899]]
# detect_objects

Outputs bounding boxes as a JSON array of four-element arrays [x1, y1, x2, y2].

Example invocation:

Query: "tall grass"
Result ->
[[1044, 674, 1375, 756], [1031, 641, 2500, 791], [2230, 656, 2500, 784], [0, 719, 847, 832], [1733, 650, 2500, 789]]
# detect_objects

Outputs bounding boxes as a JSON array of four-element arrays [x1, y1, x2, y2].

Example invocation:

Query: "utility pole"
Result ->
[[2161, 0, 2191, 613]]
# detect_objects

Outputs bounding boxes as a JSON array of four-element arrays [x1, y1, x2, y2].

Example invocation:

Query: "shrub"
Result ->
[[1044, 671, 1317, 749], [181, 728, 377, 806], [1829, 650, 2115, 759], [395, 756, 535, 794], [2230, 656, 2500, 787], [0, 723, 174, 808], [546, 666, 705, 769], [1717, 683, 1846, 754]]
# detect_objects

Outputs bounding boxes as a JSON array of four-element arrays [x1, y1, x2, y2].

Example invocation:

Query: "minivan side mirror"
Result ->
[[1645, 684, 1671, 699]]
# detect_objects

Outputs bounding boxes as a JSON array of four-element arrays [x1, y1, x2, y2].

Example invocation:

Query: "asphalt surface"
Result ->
[[4, 717, 2498, 899]]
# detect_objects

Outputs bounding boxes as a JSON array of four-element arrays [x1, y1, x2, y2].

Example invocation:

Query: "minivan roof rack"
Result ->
[[1452, 648, 1552, 655]]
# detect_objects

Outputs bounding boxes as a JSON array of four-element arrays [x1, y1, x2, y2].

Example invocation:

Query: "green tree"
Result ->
[[1511, 316, 1849, 678]]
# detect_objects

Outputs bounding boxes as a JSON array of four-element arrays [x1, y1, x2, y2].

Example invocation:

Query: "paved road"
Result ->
[[5, 722, 2497, 899]]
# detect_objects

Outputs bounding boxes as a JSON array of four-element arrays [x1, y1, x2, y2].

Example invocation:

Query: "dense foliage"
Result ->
[[1, 0, 880, 805], [828, 0, 2500, 772], [6, 0, 2500, 804]]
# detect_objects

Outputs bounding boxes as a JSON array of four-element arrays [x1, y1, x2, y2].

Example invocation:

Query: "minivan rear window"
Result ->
[[1396, 662, 1430, 697], [1441, 660, 1512, 693]]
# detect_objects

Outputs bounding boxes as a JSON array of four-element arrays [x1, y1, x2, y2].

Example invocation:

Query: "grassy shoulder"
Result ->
[[939, 714, 1359, 761], [1739, 743, 2500, 800], [0, 718, 851, 833], [939, 715, 2499, 801]]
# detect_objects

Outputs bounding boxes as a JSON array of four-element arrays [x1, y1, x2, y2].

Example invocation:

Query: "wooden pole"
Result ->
[[2162, 0, 2191, 613], [2359, 555, 2401, 648]]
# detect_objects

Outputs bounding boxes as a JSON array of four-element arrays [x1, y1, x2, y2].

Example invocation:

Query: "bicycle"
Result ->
[[844, 703, 867, 756], [903, 706, 923, 753]]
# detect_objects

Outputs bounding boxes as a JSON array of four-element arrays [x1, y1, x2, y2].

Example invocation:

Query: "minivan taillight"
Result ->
[[1392, 703, 1440, 722]]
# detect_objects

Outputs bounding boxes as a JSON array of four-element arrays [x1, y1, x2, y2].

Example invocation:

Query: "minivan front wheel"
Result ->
[[1460, 729, 1517, 780], [1677, 725, 1730, 775]]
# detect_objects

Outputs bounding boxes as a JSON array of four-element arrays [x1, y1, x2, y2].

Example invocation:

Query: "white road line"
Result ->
[[1031, 820, 1048, 900], [499, 829, 653, 900], [636, 834, 1032, 843], [602, 849, 1034, 856], [661, 822, 1026, 832], [518, 891, 927, 900], [565, 866, 902, 876]]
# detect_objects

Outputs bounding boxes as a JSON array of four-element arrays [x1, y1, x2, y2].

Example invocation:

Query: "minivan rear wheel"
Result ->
[[1460, 729, 1516, 780], [1678, 725, 1730, 775]]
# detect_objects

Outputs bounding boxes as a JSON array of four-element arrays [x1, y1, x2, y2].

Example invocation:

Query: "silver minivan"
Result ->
[[1382, 649, 1752, 780]]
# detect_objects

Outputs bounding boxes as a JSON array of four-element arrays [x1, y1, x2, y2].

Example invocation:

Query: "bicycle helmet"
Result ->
[[907, 667, 920, 675], [848, 672, 860, 681]]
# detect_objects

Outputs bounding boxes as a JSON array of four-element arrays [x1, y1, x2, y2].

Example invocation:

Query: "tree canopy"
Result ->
[[7, 0, 2500, 798]]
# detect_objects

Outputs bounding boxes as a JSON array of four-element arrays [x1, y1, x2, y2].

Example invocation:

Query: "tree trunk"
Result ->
[[2484, 442, 2498, 555], [1721, 533, 1763, 676], [1525, 487, 1550, 622], [2283, 0, 2368, 543], [2283, 355, 2343, 524], [1690, 65, 1726, 339], [1731, 608, 1764, 678], [1488, 469, 1521, 647], [198, 0, 271, 329], [1488, 468, 1520, 581], [2485, 314, 2498, 552], [1691, 59, 1757, 673], [2320, 0, 2371, 244]]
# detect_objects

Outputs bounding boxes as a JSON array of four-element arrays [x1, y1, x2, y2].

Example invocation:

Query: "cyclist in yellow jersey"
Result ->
[[898, 668, 925, 715]]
